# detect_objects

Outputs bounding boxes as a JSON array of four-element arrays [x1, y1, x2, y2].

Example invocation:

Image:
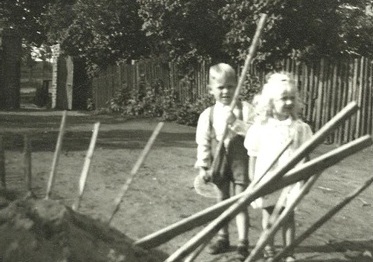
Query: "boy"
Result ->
[[195, 63, 255, 260]]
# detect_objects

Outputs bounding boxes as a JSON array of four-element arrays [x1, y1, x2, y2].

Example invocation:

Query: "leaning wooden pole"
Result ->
[[72, 122, 100, 211], [164, 103, 359, 262], [184, 241, 209, 262], [46, 110, 67, 199], [136, 102, 359, 250], [136, 136, 369, 250], [185, 139, 292, 262], [273, 174, 373, 262], [108, 122, 165, 224], [210, 13, 267, 184], [245, 172, 323, 261]]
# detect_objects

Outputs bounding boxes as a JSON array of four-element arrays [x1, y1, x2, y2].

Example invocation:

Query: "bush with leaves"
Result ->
[[175, 95, 215, 126], [104, 73, 261, 126], [106, 79, 179, 119]]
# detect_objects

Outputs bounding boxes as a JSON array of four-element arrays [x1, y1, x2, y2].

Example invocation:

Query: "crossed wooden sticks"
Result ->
[[134, 101, 372, 262]]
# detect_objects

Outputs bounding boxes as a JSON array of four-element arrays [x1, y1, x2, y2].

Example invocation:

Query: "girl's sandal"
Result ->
[[284, 255, 296, 262], [263, 246, 276, 259]]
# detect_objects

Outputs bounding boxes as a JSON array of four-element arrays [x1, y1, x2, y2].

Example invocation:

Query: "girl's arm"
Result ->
[[249, 156, 257, 182]]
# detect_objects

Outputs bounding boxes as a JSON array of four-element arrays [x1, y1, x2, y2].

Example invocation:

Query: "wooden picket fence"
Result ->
[[92, 57, 373, 145]]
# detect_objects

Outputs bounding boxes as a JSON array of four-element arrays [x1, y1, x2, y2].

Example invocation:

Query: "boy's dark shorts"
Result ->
[[214, 135, 249, 186]]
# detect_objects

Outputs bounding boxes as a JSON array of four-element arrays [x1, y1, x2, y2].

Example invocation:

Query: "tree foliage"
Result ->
[[1, 0, 373, 72], [220, 0, 373, 65], [1, 0, 149, 74], [138, 0, 230, 67], [61, 0, 150, 72]]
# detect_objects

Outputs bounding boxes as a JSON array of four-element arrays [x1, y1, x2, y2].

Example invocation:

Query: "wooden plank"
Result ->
[[362, 57, 369, 135], [0, 136, 5, 189], [351, 58, 359, 140], [368, 62, 373, 135], [315, 59, 325, 131], [331, 61, 340, 143], [324, 60, 332, 143], [23, 135, 32, 193]]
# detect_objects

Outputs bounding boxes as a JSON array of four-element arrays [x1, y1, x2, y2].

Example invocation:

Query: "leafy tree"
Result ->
[[220, 0, 373, 65], [1, 0, 149, 74], [59, 0, 150, 73], [138, 0, 231, 68], [2, 0, 373, 75], [1, 0, 51, 46], [139, 0, 373, 68]]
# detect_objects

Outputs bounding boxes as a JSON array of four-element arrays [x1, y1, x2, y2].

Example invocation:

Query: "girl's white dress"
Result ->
[[244, 118, 313, 209]]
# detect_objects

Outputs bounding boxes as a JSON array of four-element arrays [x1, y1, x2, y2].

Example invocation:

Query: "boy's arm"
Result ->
[[228, 101, 255, 136], [195, 109, 212, 169]]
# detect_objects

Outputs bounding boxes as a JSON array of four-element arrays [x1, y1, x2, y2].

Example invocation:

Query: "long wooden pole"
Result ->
[[135, 135, 368, 250], [108, 122, 164, 224], [273, 175, 373, 262], [187, 138, 292, 261], [245, 172, 322, 261], [72, 122, 100, 211], [211, 13, 267, 183], [164, 103, 359, 262], [136, 138, 291, 248], [46, 110, 67, 199]]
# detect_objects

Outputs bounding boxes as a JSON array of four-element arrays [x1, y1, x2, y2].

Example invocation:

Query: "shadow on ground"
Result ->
[[1, 130, 196, 152], [0, 112, 196, 152], [202, 239, 373, 262]]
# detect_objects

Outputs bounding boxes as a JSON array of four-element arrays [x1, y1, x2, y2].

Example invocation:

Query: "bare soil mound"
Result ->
[[0, 198, 167, 262]]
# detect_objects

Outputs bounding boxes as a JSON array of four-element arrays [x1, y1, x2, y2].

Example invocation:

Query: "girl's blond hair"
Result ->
[[254, 72, 303, 122]]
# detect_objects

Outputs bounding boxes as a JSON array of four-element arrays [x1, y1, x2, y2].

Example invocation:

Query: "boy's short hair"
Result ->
[[209, 63, 236, 84]]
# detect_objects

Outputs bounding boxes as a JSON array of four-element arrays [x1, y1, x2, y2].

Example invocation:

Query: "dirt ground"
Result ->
[[0, 110, 373, 262]]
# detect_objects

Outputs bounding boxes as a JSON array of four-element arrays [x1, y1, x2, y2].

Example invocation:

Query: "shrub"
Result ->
[[175, 95, 214, 126], [102, 74, 261, 126]]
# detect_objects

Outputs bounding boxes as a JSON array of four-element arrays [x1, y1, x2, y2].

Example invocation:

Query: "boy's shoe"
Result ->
[[236, 240, 249, 261], [208, 237, 230, 254], [284, 255, 296, 262]]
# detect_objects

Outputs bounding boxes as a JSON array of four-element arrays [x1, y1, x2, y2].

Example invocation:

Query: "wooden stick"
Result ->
[[189, 139, 292, 260], [164, 102, 359, 262], [23, 134, 32, 193], [135, 134, 370, 250], [0, 136, 5, 189], [245, 172, 322, 261], [252, 138, 293, 186], [272, 175, 373, 262], [211, 13, 267, 183], [46, 110, 67, 199], [72, 122, 100, 211], [108, 122, 164, 224], [188, 139, 292, 260], [136, 138, 292, 248]]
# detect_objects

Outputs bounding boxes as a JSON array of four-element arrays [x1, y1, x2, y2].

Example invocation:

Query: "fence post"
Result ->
[[0, 136, 5, 189], [23, 134, 32, 193]]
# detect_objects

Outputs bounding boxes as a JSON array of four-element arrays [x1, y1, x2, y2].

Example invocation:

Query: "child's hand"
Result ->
[[229, 119, 251, 136], [199, 168, 211, 183], [222, 107, 236, 125]]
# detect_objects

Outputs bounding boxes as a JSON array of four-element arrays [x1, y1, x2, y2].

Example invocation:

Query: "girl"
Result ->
[[244, 73, 313, 262]]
